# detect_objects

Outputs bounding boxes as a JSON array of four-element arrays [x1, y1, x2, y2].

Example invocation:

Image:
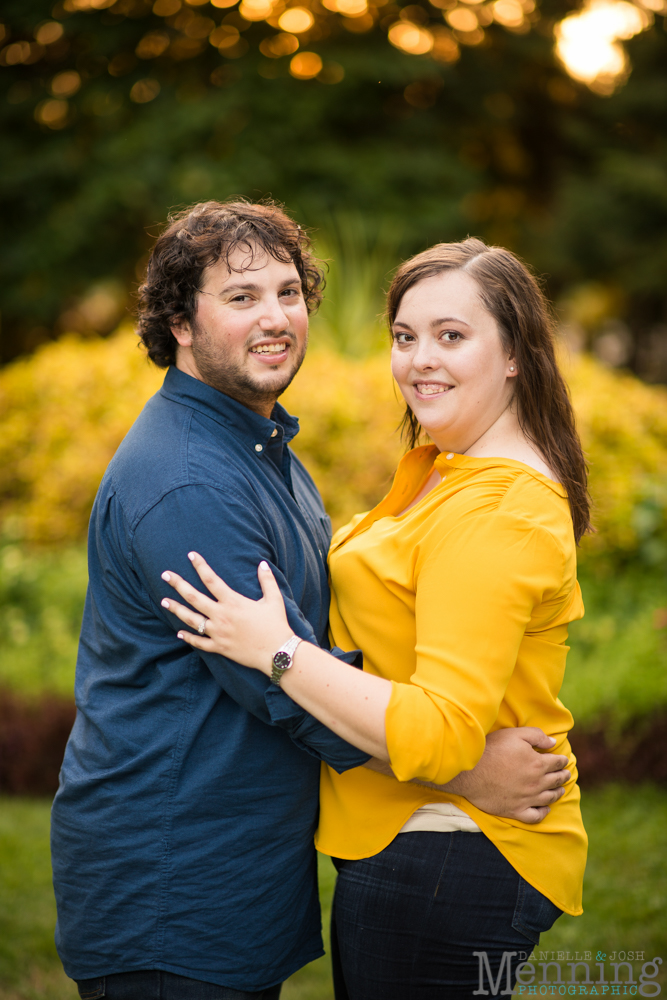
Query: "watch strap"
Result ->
[[270, 635, 303, 686]]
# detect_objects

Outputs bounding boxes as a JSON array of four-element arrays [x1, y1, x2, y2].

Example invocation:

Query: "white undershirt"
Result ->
[[398, 802, 481, 834]]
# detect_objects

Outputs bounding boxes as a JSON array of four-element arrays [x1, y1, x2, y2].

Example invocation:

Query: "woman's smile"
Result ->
[[413, 381, 455, 397]]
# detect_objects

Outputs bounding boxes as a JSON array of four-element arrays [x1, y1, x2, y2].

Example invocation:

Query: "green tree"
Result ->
[[0, 0, 666, 378]]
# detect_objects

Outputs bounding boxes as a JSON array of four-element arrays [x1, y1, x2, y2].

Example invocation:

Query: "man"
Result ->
[[51, 199, 569, 1000]]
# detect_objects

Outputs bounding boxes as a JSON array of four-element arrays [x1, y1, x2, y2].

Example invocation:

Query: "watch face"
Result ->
[[273, 651, 291, 670]]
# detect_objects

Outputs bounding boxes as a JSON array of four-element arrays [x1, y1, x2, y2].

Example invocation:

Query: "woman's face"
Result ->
[[391, 268, 517, 453]]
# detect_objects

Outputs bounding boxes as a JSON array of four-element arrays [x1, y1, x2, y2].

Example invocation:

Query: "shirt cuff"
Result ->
[[263, 645, 369, 773]]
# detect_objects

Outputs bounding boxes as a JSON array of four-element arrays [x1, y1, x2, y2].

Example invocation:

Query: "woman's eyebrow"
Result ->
[[430, 316, 470, 327], [392, 316, 471, 330]]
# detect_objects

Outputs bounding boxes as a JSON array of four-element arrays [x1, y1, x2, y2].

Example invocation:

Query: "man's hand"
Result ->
[[363, 727, 571, 825]]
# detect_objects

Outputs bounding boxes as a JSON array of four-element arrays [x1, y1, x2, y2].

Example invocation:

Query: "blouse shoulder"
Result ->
[[428, 463, 575, 564], [497, 470, 575, 559]]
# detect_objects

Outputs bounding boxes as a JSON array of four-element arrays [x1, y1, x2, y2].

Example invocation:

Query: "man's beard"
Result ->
[[190, 318, 308, 414]]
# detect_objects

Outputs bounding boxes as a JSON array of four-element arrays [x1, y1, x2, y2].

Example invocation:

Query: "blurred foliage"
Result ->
[[0, 330, 162, 545], [562, 567, 667, 733], [1, 327, 666, 560], [310, 213, 401, 356], [0, 0, 666, 381], [1, 789, 665, 998], [566, 353, 667, 568], [0, 329, 665, 727], [0, 546, 87, 698]]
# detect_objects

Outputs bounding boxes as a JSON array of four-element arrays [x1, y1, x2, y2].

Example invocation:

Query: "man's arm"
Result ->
[[364, 727, 571, 824], [134, 483, 370, 773]]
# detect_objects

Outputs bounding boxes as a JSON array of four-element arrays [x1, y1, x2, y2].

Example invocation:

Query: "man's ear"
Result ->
[[171, 315, 194, 348]]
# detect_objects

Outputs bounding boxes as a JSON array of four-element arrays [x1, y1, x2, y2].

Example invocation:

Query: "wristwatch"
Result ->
[[271, 635, 303, 686]]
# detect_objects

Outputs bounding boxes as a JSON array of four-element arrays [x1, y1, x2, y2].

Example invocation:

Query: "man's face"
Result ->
[[171, 246, 309, 417]]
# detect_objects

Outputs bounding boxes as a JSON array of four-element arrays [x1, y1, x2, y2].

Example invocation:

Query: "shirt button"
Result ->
[[255, 444, 263, 453], [271, 428, 278, 437], [446, 453, 454, 460]]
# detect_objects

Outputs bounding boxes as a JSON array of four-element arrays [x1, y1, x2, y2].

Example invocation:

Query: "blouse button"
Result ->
[[255, 444, 263, 452], [271, 428, 278, 437], [446, 453, 454, 460]]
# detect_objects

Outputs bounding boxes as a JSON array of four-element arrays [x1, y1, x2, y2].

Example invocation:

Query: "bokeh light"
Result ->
[[446, 7, 480, 31], [34, 22, 65, 46], [259, 32, 300, 56], [34, 98, 69, 128], [239, 0, 276, 21], [129, 78, 161, 103], [555, 0, 652, 92], [289, 51, 323, 77], [278, 7, 316, 32], [388, 21, 434, 54], [50, 71, 82, 97]]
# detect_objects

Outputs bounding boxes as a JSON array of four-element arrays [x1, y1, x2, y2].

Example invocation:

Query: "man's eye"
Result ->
[[280, 288, 299, 298]]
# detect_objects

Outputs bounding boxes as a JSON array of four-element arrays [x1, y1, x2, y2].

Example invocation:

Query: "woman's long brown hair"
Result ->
[[386, 238, 591, 543]]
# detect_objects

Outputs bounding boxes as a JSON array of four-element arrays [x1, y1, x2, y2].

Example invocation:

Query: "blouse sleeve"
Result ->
[[384, 508, 566, 784]]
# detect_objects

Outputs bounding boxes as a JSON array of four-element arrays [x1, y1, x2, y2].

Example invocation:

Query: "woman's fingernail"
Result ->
[[547, 736, 556, 746], [259, 560, 269, 571], [161, 599, 170, 609], [162, 572, 171, 582], [177, 632, 184, 639], [188, 552, 197, 561]]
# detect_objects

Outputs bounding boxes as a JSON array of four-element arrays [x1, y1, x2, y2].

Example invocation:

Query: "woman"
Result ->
[[161, 238, 589, 998]]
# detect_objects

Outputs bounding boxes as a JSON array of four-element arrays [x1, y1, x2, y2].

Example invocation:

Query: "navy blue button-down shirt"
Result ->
[[51, 367, 368, 991]]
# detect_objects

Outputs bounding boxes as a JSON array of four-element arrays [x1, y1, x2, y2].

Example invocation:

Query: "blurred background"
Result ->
[[0, 0, 666, 996]]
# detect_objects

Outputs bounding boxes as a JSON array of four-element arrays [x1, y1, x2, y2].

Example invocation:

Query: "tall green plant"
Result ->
[[309, 213, 403, 357]]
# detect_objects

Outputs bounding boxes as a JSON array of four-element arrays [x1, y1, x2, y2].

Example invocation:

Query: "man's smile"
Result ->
[[248, 338, 292, 362]]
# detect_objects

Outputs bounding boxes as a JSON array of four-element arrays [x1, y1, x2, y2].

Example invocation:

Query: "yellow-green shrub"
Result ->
[[0, 329, 666, 568], [565, 354, 667, 568], [0, 330, 162, 545]]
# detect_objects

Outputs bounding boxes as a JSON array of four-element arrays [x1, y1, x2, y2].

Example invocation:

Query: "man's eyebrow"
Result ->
[[206, 278, 302, 296]]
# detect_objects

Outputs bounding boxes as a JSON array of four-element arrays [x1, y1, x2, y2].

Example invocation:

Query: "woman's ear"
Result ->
[[507, 357, 518, 376]]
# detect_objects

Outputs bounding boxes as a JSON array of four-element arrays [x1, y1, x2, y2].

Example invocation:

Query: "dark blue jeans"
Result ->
[[75, 970, 282, 1000], [331, 831, 562, 1000]]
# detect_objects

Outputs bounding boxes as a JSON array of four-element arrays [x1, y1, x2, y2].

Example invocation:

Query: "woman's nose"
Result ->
[[412, 339, 439, 370]]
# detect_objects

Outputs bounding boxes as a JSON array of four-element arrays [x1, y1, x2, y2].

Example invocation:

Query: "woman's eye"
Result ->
[[394, 333, 413, 344], [442, 331, 461, 342]]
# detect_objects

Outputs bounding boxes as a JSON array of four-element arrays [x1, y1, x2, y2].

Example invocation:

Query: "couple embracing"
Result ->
[[51, 199, 588, 1000]]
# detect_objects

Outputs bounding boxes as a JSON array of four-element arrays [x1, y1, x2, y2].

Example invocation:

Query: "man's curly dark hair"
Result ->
[[136, 199, 325, 368]]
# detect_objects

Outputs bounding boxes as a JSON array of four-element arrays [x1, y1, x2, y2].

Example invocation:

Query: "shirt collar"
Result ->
[[159, 366, 300, 455]]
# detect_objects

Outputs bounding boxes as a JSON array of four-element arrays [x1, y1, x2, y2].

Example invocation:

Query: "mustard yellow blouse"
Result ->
[[315, 444, 587, 916]]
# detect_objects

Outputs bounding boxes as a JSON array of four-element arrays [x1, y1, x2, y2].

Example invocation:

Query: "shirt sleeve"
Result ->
[[385, 509, 565, 785], [133, 483, 370, 774]]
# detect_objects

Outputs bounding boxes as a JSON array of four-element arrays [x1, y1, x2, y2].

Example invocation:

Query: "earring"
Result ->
[[509, 366, 515, 372]]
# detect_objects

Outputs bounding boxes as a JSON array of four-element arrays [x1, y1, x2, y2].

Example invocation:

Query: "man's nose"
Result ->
[[258, 296, 290, 332]]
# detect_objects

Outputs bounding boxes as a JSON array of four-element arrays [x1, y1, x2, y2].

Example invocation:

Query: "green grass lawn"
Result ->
[[1, 785, 665, 1000]]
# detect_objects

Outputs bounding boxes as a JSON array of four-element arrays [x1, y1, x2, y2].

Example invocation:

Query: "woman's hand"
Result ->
[[161, 553, 294, 674]]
